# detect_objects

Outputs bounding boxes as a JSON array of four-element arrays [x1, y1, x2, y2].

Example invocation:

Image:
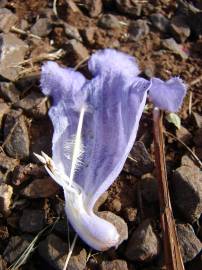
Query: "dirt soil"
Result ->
[[0, 0, 202, 270]]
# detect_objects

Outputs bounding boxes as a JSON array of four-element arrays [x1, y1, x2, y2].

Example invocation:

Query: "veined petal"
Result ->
[[41, 51, 150, 211], [40, 50, 187, 251], [149, 77, 187, 112], [41, 61, 87, 181], [72, 76, 150, 210], [88, 48, 140, 78]]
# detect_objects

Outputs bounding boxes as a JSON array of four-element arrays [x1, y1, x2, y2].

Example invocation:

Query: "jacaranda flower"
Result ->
[[37, 49, 186, 251]]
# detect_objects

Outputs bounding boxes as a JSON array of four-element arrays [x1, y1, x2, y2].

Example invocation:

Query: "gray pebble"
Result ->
[[19, 209, 45, 233], [98, 14, 120, 29], [4, 110, 30, 160], [128, 19, 149, 41], [0, 33, 28, 81], [0, 8, 17, 33], [173, 156, 202, 222], [38, 234, 87, 270], [31, 18, 52, 37], [150, 13, 169, 33], [125, 219, 160, 262], [170, 15, 190, 43], [177, 223, 202, 263]]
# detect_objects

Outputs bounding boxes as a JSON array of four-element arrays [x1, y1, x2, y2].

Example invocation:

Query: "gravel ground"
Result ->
[[0, 1, 202, 270]]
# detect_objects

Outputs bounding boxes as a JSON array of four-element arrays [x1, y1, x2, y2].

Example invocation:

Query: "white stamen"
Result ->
[[33, 152, 46, 164], [69, 106, 86, 186]]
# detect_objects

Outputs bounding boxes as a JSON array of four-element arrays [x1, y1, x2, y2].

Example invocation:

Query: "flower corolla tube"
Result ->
[[37, 49, 186, 251]]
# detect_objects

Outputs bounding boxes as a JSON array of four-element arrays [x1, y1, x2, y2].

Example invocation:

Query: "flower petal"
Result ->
[[72, 72, 150, 209], [149, 77, 187, 112], [41, 61, 87, 179], [88, 48, 140, 78], [41, 52, 150, 211]]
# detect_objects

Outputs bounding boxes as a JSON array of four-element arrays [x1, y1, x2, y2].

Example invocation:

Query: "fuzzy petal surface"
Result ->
[[41, 61, 87, 178], [81, 76, 149, 209], [149, 77, 187, 112]]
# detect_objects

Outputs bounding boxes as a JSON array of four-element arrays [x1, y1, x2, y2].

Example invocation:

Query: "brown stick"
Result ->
[[153, 107, 184, 270]]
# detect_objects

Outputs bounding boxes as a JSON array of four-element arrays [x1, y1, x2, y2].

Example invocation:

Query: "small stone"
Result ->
[[31, 18, 52, 37], [98, 14, 120, 29], [141, 174, 158, 203], [82, 27, 96, 45], [170, 16, 190, 43], [66, 40, 89, 64], [3, 236, 30, 264], [173, 158, 202, 221], [0, 8, 18, 33], [0, 82, 20, 103], [39, 7, 55, 21], [14, 91, 48, 118], [0, 33, 28, 81], [101, 260, 128, 270], [111, 198, 122, 212], [98, 211, 128, 246], [68, 249, 87, 270], [38, 234, 87, 270], [176, 126, 192, 144], [0, 102, 9, 129], [181, 155, 196, 167], [116, 0, 142, 16], [125, 219, 160, 262], [21, 177, 59, 198], [0, 183, 13, 215], [162, 38, 188, 60], [94, 191, 108, 212], [124, 207, 137, 222], [124, 141, 154, 176], [19, 209, 45, 233], [194, 127, 202, 146], [150, 13, 169, 32], [177, 223, 202, 263], [19, 19, 29, 31], [64, 23, 82, 42], [13, 163, 45, 186], [0, 149, 19, 173], [4, 110, 30, 159], [82, 0, 103, 18], [128, 19, 149, 41], [193, 112, 202, 128], [30, 119, 52, 162]]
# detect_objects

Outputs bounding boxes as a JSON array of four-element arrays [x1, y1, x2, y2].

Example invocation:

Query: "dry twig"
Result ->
[[74, 56, 90, 70], [11, 26, 42, 40], [53, 0, 58, 16], [153, 107, 185, 270], [164, 131, 202, 169], [189, 74, 202, 87], [188, 91, 193, 115], [63, 234, 78, 270], [14, 49, 65, 80]]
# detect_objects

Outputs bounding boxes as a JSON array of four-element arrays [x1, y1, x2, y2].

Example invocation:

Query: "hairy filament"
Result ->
[[69, 106, 86, 186]]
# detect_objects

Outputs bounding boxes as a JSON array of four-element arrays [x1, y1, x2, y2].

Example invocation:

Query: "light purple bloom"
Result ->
[[39, 49, 186, 251]]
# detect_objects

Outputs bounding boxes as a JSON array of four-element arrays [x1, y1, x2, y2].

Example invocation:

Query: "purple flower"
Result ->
[[38, 49, 186, 251]]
